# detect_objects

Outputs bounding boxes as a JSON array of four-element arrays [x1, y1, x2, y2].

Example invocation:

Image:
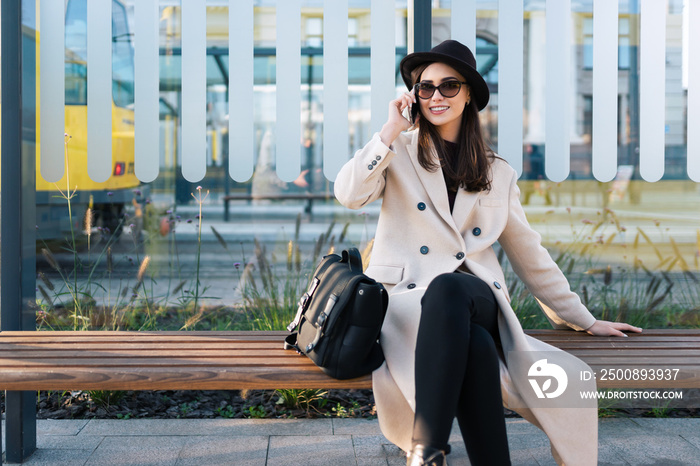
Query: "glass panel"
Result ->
[[618, 37, 631, 69], [583, 37, 593, 70], [65, 0, 87, 105], [39, 0, 66, 181], [23, 0, 697, 367], [32, 2, 412, 337], [305, 16, 323, 47], [0, 0, 690, 427], [112, 0, 134, 108], [619, 16, 630, 34]]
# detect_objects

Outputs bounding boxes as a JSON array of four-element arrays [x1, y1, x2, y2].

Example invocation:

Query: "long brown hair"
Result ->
[[411, 64, 494, 192]]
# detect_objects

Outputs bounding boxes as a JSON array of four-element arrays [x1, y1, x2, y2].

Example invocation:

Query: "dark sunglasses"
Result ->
[[414, 80, 468, 99]]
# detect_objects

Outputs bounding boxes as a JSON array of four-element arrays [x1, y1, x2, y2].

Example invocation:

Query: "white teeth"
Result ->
[[431, 106, 448, 111]]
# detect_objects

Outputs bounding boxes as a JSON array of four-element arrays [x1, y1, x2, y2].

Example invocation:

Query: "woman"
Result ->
[[334, 40, 642, 466]]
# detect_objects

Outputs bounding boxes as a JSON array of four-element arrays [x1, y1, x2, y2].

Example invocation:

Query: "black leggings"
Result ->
[[412, 273, 511, 466]]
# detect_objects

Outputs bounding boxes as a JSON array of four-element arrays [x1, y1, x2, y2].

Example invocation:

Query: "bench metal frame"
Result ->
[[2, 0, 38, 463]]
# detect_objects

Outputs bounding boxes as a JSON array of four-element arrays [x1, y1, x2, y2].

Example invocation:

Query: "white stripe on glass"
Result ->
[[639, 0, 666, 182], [687, 0, 699, 181], [498, 0, 523, 176], [181, 0, 207, 182], [87, 0, 112, 182], [323, 0, 349, 182], [229, 0, 255, 182], [451, 0, 476, 53], [371, 0, 395, 134], [276, 0, 302, 182], [545, 0, 571, 182], [592, 0, 618, 182], [135, 0, 159, 183], [39, 0, 65, 182]]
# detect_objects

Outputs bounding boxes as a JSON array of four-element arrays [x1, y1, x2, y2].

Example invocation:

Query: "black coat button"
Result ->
[[407, 283, 416, 289], [456, 252, 465, 260], [372, 160, 378, 165], [417, 202, 426, 211], [368, 164, 374, 170], [493, 281, 501, 289], [376, 155, 382, 161], [472, 227, 481, 236], [420, 246, 429, 255]]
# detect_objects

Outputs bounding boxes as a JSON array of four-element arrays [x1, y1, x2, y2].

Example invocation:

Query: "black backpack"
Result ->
[[284, 248, 388, 380]]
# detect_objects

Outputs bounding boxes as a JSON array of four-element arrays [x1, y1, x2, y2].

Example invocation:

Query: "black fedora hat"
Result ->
[[400, 40, 490, 111]]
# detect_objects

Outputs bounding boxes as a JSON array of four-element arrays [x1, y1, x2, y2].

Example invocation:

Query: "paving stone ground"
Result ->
[[3, 417, 700, 465]]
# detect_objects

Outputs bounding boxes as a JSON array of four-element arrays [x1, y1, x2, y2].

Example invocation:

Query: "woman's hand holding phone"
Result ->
[[379, 89, 417, 148]]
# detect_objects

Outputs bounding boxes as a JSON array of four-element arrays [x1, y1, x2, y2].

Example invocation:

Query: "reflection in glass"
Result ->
[[21, 2, 699, 337]]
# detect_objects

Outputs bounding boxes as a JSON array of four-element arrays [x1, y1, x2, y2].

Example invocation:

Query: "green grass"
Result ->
[[37, 201, 699, 333]]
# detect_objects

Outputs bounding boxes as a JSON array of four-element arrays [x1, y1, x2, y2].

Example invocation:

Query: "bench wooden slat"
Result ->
[[527, 333, 699, 342], [527, 343, 700, 349], [0, 367, 373, 391], [0, 331, 286, 342], [2, 358, 696, 373], [525, 329, 697, 335], [2, 354, 693, 363], [0, 339, 284, 346], [0, 356, 315, 366], [2, 348, 699, 360], [0, 366, 695, 389], [560, 355, 699, 365], [558, 354, 700, 362], [0, 343, 290, 352], [0, 349, 302, 358], [4, 329, 694, 338], [3, 339, 698, 349]]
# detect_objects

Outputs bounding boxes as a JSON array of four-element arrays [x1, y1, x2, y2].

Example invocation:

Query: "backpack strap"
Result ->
[[284, 333, 302, 353], [343, 248, 363, 273]]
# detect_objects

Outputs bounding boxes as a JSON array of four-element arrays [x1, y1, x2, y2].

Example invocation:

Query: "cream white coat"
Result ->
[[334, 130, 599, 465]]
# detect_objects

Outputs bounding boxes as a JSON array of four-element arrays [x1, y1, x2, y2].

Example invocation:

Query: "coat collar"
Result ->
[[405, 131, 481, 235], [452, 185, 481, 235]]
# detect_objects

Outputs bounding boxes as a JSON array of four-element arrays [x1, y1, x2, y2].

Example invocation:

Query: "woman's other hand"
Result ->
[[585, 320, 643, 337], [379, 89, 417, 147]]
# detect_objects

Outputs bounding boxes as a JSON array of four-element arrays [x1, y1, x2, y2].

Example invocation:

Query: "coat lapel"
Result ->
[[451, 187, 481, 235], [405, 133, 454, 230], [405, 131, 481, 235]]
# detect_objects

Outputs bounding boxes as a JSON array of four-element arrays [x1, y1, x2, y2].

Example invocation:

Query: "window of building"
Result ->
[[305, 17, 323, 47], [348, 17, 358, 47], [582, 16, 631, 70]]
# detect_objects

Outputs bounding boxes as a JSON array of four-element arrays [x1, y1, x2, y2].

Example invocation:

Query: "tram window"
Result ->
[[112, 0, 135, 108], [63, 0, 134, 107], [65, 0, 87, 105]]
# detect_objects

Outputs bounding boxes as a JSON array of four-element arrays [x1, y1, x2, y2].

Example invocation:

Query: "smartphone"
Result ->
[[410, 104, 420, 125]]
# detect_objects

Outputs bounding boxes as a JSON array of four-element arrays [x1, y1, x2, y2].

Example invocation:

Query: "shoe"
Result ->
[[406, 444, 447, 466]]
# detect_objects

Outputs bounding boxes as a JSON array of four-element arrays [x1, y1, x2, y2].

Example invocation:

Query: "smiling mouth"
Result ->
[[429, 106, 449, 114]]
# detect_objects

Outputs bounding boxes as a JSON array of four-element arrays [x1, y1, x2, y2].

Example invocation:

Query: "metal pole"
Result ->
[[305, 52, 315, 216], [1, 0, 38, 461], [213, 53, 231, 220], [627, 0, 641, 203], [408, 0, 432, 54]]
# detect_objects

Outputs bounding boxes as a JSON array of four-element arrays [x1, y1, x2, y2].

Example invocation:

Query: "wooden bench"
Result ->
[[1, 329, 698, 464], [1, 329, 698, 391]]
